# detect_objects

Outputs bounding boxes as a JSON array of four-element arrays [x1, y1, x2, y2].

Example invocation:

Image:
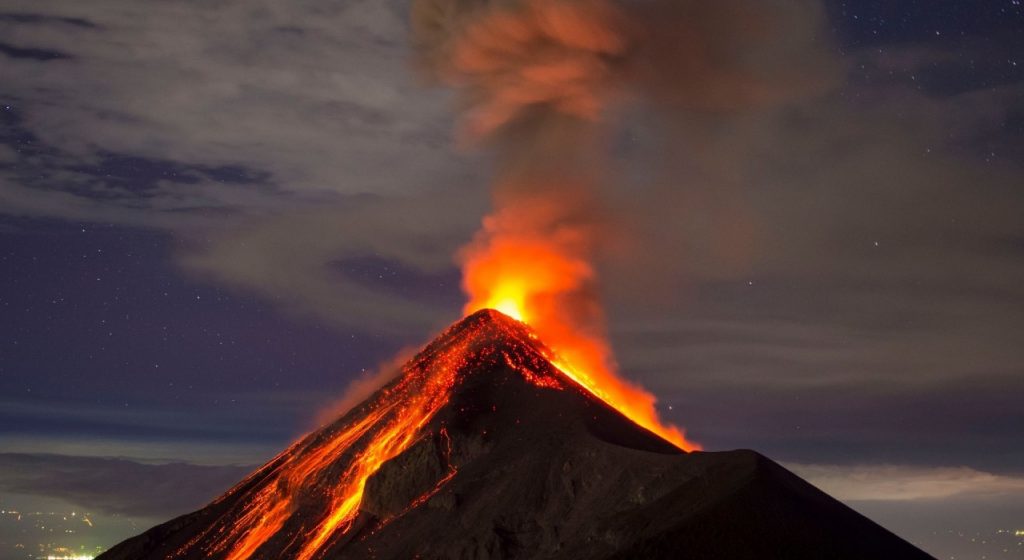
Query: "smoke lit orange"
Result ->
[[461, 203, 700, 452]]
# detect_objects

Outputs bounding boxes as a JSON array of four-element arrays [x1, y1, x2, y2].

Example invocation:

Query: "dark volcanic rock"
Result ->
[[100, 310, 933, 560]]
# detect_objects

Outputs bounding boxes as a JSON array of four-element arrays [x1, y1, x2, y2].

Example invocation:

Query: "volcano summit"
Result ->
[[99, 310, 932, 560]]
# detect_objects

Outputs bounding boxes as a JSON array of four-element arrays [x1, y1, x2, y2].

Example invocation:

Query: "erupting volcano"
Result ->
[[99, 2, 933, 557], [100, 309, 931, 560]]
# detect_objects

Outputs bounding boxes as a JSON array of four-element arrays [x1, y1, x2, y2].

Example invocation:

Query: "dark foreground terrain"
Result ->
[[100, 310, 933, 559]]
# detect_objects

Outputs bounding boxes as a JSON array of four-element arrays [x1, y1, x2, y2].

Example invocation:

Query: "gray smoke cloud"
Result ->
[[410, 0, 840, 352]]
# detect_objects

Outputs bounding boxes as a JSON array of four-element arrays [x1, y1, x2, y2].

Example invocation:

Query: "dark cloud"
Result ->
[[0, 12, 97, 28], [0, 0, 489, 332], [0, 453, 251, 518], [176, 195, 481, 334], [0, 0, 461, 199], [0, 41, 71, 60], [596, 41, 1024, 458], [2, 109, 275, 201]]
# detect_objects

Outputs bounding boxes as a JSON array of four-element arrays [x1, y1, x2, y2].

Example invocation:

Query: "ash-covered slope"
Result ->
[[100, 310, 932, 560]]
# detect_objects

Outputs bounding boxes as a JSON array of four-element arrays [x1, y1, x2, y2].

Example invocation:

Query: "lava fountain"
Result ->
[[460, 192, 699, 451]]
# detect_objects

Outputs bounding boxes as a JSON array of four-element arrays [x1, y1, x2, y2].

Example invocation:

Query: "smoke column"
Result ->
[[411, 0, 835, 450], [412, 0, 699, 448]]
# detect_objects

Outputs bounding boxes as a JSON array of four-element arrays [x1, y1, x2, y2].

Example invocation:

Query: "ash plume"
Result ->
[[411, 0, 837, 141], [410, 0, 836, 447]]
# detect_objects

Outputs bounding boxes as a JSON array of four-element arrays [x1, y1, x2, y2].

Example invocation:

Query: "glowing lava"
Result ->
[[211, 331, 470, 560], [462, 205, 700, 453], [199, 311, 558, 559], [181, 309, 694, 560]]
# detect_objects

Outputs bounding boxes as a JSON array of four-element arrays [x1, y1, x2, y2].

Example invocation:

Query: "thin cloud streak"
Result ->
[[0, 453, 253, 518], [790, 463, 1024, 502]]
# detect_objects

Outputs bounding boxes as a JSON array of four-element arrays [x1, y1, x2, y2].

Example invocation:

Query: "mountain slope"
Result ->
[[99, 309, 933, 560]]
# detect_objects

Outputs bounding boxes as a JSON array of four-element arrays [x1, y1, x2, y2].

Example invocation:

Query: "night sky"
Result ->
[[1, 1, 1023, 559]]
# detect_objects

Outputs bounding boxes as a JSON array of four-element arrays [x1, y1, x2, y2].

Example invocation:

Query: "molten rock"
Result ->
[[99, 310, 933, 560]]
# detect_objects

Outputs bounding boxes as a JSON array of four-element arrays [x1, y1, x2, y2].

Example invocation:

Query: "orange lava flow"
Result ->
[[462, 210, 700, 452], [211, 316, 506, 560], [216, 406, 393, 560], [195, 270, 694, 558], [293, 363, 456, 560]]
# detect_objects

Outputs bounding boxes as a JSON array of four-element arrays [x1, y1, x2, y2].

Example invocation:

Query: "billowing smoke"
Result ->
[[412, 0, 629, 371], [412, 0, 836, 137], [411, 0, 836, 449], [413, 0, 625, 140]]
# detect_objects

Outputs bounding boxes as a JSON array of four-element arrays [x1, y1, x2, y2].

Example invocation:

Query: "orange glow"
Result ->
[[184, 273, 695, 559], [463, 235, 589, 324], [462, 204, 700, 453], [421, 0, 628, 140], [206, 313, 536, 559], [215, 406, 392, 560], [215, 350, 463, 560]]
